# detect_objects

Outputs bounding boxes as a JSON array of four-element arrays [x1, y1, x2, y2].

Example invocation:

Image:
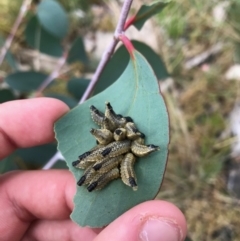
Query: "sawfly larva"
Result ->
[[90, 128, 113, 145], [72, 102, 160, 192], [113, 128, 127, 141], [92, 155, 123, 173], [120, 153, 137, 191], [131, 140, 159, 157], [87, 168, 120, 192]]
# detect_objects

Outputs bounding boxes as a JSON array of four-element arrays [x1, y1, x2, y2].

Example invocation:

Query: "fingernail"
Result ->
[[139, 218, 182, 241]]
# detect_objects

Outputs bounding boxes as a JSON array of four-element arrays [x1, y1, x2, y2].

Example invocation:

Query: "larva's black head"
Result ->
[[90, 105, 96, 111], [90, 128, 95, 134], [72, 160, 80, 167], [129, 177, 137, 187], [96, 140, 99, 144], [77, 175, 86, 186], [87, 182, 98, 192], [147, 144, 160, 150], [79, 151, 91, 160], [106, 102, 113, 110], [115, 129, 122, 135], [125, 116, 133, 123], [139, 132, 145, 138]]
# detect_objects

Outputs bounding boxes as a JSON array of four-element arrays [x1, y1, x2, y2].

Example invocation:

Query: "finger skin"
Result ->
[[0, 170, 76, 241], [94, 200, 187, 241], [22, 220, 100, 241], [0, 98, 69, 159]]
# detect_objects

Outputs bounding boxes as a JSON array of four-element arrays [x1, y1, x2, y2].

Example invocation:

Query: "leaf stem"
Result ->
[[124, 16, 136, 31], [119, 34, 135, 59], [0, 0, 32, 66]]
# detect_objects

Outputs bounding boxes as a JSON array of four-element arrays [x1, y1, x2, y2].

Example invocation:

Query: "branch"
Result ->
[[35, 51, 68, 96], [0, 0, 32, 66], [79, 0, 133, 104], [43, 0, 133, 169]]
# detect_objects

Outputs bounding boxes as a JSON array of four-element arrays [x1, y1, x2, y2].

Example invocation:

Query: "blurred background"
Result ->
[[1, 0, 240, 240]]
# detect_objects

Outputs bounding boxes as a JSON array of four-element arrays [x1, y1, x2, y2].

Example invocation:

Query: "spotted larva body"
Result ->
[[105, 102, 127, 128], [113, 128, 127, 141], [92, 155, 123, 173], [131, 140, 159, 157], [87, 168, 120, 192], [125, 122, 142, 140], [100, 139, 131, 158], [120, 153, 137, 191], [90, 105, 105, 126], [90, 128, 113, 145], [77, 164, 96, 186]]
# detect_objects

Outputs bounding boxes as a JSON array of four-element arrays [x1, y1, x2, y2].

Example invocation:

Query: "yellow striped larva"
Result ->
[[105, 102, 127, 128], [131, 140, 159, 157], [120, 153, 137, 191], [87, 168, 120, 192], [90, 128, 113, 145], [93, 155, 123, 173], [90, 105, 104, 126], [77, 164, 96, 186], [113, 128, 127, 141]]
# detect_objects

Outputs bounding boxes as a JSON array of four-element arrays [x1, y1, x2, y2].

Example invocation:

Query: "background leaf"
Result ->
[[0, 34, 18, 70], [0, 156, 19, 174], [0, 89, 15, 103], [133, 0, 170, 30], [25, 16, 63, 57], [15, 143, 57, 168], [67, 78, 89, 99], [51, 160, 68, 169], [67, 37, 88, 64], [94, 40, 169, 95], [5, 71, 48, 92], [37, 0, 69, 39], [55, 51, 169, 227], [45, 93, 78, 108]]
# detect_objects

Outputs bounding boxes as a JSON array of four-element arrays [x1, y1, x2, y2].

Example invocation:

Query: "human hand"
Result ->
[[0, 98, 187, 241]]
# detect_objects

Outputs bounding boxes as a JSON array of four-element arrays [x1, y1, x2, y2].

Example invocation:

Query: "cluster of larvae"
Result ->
[[72, 102, 159, 192]]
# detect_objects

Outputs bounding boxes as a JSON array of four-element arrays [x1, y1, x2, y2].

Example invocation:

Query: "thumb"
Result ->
[[94, 200, 187, 241]]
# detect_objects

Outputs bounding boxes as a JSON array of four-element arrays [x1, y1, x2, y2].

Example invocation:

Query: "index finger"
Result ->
[[0, 98, 69, 159]]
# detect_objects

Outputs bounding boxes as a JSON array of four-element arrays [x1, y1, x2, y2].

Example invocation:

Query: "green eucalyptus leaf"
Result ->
[[55, 50, 169, 227], [0, 156, 19, 174], [51, 160, 68, 169], [67, 78, 89, 100], [37, 0, 69, 39], [0, 34, 17, 70], [45, 93, 78, 109], [25, 15, 63, 57], [94, 40, 169, 95], [133, 0, 170, 30], [5, 71, 48, 92], [67, 37, 88, 64], [0, 89, 15, 103], [15, 143, 57, 168]]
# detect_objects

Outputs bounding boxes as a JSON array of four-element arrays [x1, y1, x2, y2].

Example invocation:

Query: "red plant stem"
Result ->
[[124, 16, 136, 31], [79, 0, 133, 104], [0, 0, 32, 66], [119, 34, 135, 59]]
